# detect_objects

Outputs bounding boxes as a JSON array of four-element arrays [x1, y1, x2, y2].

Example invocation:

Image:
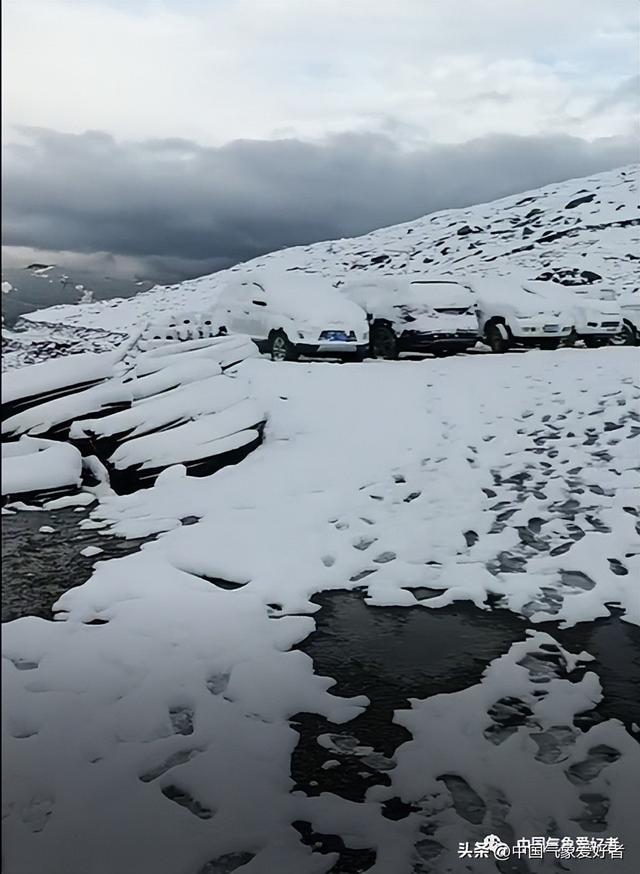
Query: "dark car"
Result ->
[[341, 276, 479, 358]]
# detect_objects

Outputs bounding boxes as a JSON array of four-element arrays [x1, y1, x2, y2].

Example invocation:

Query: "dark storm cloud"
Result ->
[[2, 127, 637, 282]]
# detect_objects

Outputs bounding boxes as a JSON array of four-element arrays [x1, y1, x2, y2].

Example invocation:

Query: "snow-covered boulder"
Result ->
[[2, 436, 82, 500]]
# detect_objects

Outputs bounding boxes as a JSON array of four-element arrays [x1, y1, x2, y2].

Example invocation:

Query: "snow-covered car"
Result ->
[[212, 271, 369, 361], [609, 288, 640, 345], [524, 282, 623, 348], [466, 277, 573, 353], [340, 276, 479, 358]]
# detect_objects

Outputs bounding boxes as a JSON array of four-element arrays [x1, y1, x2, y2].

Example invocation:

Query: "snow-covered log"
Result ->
[[1, 348, 124, 421], [2, 436, 82, 500], [2, 380, 133, 440]]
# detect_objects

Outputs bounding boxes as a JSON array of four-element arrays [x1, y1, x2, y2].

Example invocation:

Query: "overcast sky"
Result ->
[[2, 0, 639, 281]]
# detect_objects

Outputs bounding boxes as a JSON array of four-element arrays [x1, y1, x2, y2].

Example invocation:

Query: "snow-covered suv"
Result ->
[[467, 277, 573, 353], [213, 270, 369, 361], [525, 282, 623, 348], [340, 276, 479, 358]]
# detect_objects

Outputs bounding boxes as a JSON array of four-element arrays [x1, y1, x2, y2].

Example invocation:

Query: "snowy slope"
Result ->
[[23, 164, 639, 335]]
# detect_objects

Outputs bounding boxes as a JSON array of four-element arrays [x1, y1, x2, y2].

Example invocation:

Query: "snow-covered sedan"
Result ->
[[467, 277, 573, 353], [340, 276, 479, 358], [213, 271, 369, 361]]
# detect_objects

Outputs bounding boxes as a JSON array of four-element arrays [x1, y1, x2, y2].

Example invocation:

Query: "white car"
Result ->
[[467, 277, 573, 353], [524, 282, 623, 348], [340, 276, 479, 358], [212, 271, 369, 361]]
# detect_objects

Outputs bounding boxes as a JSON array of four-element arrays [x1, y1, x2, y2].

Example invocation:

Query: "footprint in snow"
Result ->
[[139, 749, 202, 783], [566, 745, 622, 784], [463, 530, 478, 547], [353, 536, 377, 551], [169, 706, 194, 736], [161, 784, 214, 819], [206, 672, 230, 695], [373, 551, 396, 564]]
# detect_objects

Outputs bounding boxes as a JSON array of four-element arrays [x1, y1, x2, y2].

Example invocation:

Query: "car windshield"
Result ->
[[406, 281, 472, 311]]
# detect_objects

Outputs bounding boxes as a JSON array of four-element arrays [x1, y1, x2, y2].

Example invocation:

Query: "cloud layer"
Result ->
[[2, 128, 638, 281], [3, 0, 639, 145]]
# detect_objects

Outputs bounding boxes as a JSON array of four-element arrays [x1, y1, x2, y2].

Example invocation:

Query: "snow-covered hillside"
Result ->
[[23, 164, 639, 335]]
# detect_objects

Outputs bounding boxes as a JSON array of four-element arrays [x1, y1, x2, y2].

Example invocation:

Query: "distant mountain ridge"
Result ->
[[18, 164, 640, 338], [2, 264, 154, 328]]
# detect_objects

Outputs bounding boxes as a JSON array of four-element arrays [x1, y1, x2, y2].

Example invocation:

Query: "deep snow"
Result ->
[[3, 348, 639, 874]]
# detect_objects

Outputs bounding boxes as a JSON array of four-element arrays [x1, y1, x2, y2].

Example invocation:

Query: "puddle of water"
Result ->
[[1, 507, 148, 622], [291, 591, 640, 871], [292, 593, 530, 797]]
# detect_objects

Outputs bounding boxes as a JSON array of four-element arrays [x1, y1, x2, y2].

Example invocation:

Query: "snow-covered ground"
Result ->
[[3, 347, 639, 874], [18, 165, 639, 339]]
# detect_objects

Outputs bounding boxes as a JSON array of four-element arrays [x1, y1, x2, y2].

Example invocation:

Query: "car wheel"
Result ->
[[485, 323, 509, 353], [610, 321, 637, 346], [371, 325, 398, 359], [562, 330, 578, 347], [270, 330, 298, 362], [433, 348, 453, 357], [584, 337, 604, 349], [539, 339, 559, 351]]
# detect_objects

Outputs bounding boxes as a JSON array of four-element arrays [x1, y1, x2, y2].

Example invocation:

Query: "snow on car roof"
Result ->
[[341, 275, 473, 313], [522, 280, 622, 314], [221, 268, 368, 323], [464, 273, 563, 308]]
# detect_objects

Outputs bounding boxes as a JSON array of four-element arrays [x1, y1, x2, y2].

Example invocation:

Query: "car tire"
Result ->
[[584, 337, 604, 349], [610, 320, 637, 346], [539, 339, 559, 351], [485, 323, 509, 354], [433, 348, 453, 357], [269, 330, 299, 362], [370, 325, 399, 360]]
